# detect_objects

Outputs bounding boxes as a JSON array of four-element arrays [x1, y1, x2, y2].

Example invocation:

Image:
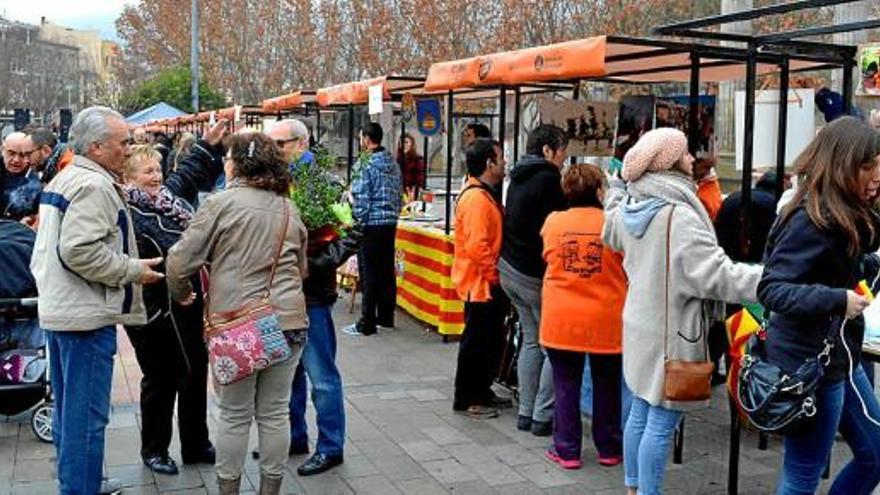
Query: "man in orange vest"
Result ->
[[451, 138, 511, 419]]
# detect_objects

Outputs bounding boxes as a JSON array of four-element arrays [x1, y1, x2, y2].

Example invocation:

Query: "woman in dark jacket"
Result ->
[[758, 117, 880, 495], [396, 133, 425, 192], [121, 120, 228, 475]]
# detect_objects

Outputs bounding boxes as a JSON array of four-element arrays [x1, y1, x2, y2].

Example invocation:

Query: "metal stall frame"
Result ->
[[655, 1, 880, 492]]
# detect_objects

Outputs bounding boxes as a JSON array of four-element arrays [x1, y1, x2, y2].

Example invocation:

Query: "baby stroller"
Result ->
[[0, 220, 53, 443]]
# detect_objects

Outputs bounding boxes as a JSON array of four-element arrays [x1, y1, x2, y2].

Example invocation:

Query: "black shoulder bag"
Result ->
[[737, 216, 844, 434]]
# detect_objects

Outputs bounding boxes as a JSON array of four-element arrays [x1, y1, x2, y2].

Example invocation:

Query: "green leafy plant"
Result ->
[[289, 147, 352, 232]]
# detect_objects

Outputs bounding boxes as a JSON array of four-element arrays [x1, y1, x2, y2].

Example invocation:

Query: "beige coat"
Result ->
[[166, 181, 309, 331], [31, 156, 147, 330]]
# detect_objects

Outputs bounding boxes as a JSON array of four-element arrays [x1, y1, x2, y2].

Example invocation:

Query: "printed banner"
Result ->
[[858, 44, 880, 96], [417, 98, 442, 137], [656, 95, 716, 155], [538, 98, 617, 157], [613, 95, 655, 162]]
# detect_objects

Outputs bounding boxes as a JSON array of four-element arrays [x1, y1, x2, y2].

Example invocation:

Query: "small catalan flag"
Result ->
[[856, 280, 875, 302]]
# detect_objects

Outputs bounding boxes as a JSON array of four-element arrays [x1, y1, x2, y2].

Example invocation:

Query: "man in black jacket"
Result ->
[[710, 171, 780, 383], [499, 124, 568, 436]]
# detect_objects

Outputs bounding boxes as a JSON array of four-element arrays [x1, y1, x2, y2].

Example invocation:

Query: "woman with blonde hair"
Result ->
[[121, 120, 227, 475]]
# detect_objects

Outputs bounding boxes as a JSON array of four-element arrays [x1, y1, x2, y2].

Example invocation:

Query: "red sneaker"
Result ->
[[598, 455, 623, 467], [545, 449, 583, 470]]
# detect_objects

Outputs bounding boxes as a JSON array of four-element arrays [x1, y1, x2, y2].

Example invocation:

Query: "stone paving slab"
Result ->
[[2, 305, 878, 494]]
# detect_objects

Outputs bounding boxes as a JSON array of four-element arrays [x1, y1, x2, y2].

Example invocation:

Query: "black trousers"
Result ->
[[125, 312, 210, 459], [453, 286, 509, 410], [358, 224, 398, 332]]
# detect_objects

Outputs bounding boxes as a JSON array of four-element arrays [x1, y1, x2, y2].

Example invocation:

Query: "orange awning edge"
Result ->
[[316, 76, 390, 106], [261, 92, 303, 113], [425, 36, 608, 91]]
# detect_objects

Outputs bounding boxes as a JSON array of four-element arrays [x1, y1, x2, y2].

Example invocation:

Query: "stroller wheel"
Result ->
[[31, 403, 53, 443]]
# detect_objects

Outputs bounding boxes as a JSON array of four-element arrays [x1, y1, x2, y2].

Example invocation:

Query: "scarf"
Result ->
[[123, 185, 194, 228]]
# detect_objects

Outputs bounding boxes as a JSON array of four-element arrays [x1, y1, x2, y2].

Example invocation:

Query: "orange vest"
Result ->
[[451, 178, 503, 302], [697, 176, 722, 222], [539, 207, 627, 354]]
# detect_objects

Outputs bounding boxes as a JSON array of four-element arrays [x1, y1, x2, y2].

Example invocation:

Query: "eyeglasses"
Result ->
[[3, 149, 36, 160], [274, 137, 300, 147]]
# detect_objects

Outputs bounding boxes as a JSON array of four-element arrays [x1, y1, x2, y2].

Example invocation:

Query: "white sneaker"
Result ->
[[342, 324, 363, 336], [377, 325, 395, 332]]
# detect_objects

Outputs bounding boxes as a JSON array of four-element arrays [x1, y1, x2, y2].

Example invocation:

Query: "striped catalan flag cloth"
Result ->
[[726, 302, 765, 413]]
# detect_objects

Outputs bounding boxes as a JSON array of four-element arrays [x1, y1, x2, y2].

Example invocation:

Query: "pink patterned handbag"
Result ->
[[203, 204, 292, 386]]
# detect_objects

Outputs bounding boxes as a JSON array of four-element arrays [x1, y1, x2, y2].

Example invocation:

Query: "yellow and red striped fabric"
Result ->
[[395, 223, 465, 336]]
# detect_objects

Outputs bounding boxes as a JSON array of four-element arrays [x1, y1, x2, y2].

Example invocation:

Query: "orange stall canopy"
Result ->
[[426, 36, 607, 91], [317, 77, 390, 106], [215, 106, 238, 120], [425, 35, 829, 91], [261, 92, 303, 113], [315, 76, 428, 107]]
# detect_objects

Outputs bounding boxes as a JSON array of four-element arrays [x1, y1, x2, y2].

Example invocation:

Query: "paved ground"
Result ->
[[1, 302, 876, 494]]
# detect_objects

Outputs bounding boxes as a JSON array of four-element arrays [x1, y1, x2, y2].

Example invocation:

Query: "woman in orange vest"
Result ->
[[540, 163, 627, 469]]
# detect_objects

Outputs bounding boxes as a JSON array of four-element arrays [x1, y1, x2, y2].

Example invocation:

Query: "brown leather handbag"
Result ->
[[662, 205, 714, 401]]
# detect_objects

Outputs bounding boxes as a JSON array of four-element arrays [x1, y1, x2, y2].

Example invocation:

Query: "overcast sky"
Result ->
[[0, 0, 132, 40]]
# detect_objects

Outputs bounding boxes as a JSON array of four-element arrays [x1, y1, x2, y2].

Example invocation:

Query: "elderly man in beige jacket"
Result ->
[[31, 106, 163, 495]]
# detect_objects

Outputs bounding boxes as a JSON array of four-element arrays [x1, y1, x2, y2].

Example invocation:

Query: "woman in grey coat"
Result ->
[[602, 128, 762, 495]]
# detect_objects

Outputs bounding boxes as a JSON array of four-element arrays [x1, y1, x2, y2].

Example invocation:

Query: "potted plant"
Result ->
[[289, 147, 354, 251]]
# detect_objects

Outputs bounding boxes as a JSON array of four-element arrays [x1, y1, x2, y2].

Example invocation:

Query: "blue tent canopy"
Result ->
[[125, 102, 186, 125]]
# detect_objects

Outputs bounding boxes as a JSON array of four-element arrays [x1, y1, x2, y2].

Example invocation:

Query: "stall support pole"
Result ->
[[316, 108, 322, 145], [688, 55, 701, 156], [741, 47, 758, 220], [422, 136, 429, 190], [445, 91, 454, 234], [498, 87, 507, 157], [347, 105, 355, 183], [842, 58, 854, 115], [571, 81, 580, 166], [513, 87, 521, 164], [728, 50, 757, 495], [775, 59, 790, 202]]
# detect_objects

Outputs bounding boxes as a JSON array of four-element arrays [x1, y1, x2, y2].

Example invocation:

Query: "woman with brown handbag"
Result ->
[[166, 133, 309, 495], [602, 128, 762, 495]]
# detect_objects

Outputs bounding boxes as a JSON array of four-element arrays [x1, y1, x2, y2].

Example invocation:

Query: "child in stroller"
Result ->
[[0, 220, 52, 442]]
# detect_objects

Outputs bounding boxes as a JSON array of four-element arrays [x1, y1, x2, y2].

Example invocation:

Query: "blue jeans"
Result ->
[[290, 305, 345, 456], [47, 327, 116, 495], [777, 379, 845, 494], [778, 366, 880, 495], [623, 396, 683, 495]]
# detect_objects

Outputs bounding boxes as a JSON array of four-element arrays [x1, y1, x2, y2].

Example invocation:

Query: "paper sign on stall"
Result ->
[[369, 84, 384, 115]]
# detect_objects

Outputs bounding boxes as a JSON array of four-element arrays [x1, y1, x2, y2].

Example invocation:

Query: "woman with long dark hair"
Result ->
[[397, 133, 425, 191], [759, 116, 880, 494]]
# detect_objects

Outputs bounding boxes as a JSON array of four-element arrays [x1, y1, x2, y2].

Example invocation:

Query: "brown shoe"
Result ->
[[466, 405, 499, 419], [259, 475, 283, 495], [218, 476, 240, 495]]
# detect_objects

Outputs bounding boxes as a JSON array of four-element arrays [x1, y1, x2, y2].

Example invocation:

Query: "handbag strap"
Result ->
[[663, 205, 711, 362], [263, 200, 290, 298], [663, 205, 675, 361], [204, 200, 290, 319]]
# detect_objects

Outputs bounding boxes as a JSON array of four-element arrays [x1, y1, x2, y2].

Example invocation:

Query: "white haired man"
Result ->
[[258, 119, 356, 476], [266, 118, 314, 172], [31, 106, 164, 495]]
